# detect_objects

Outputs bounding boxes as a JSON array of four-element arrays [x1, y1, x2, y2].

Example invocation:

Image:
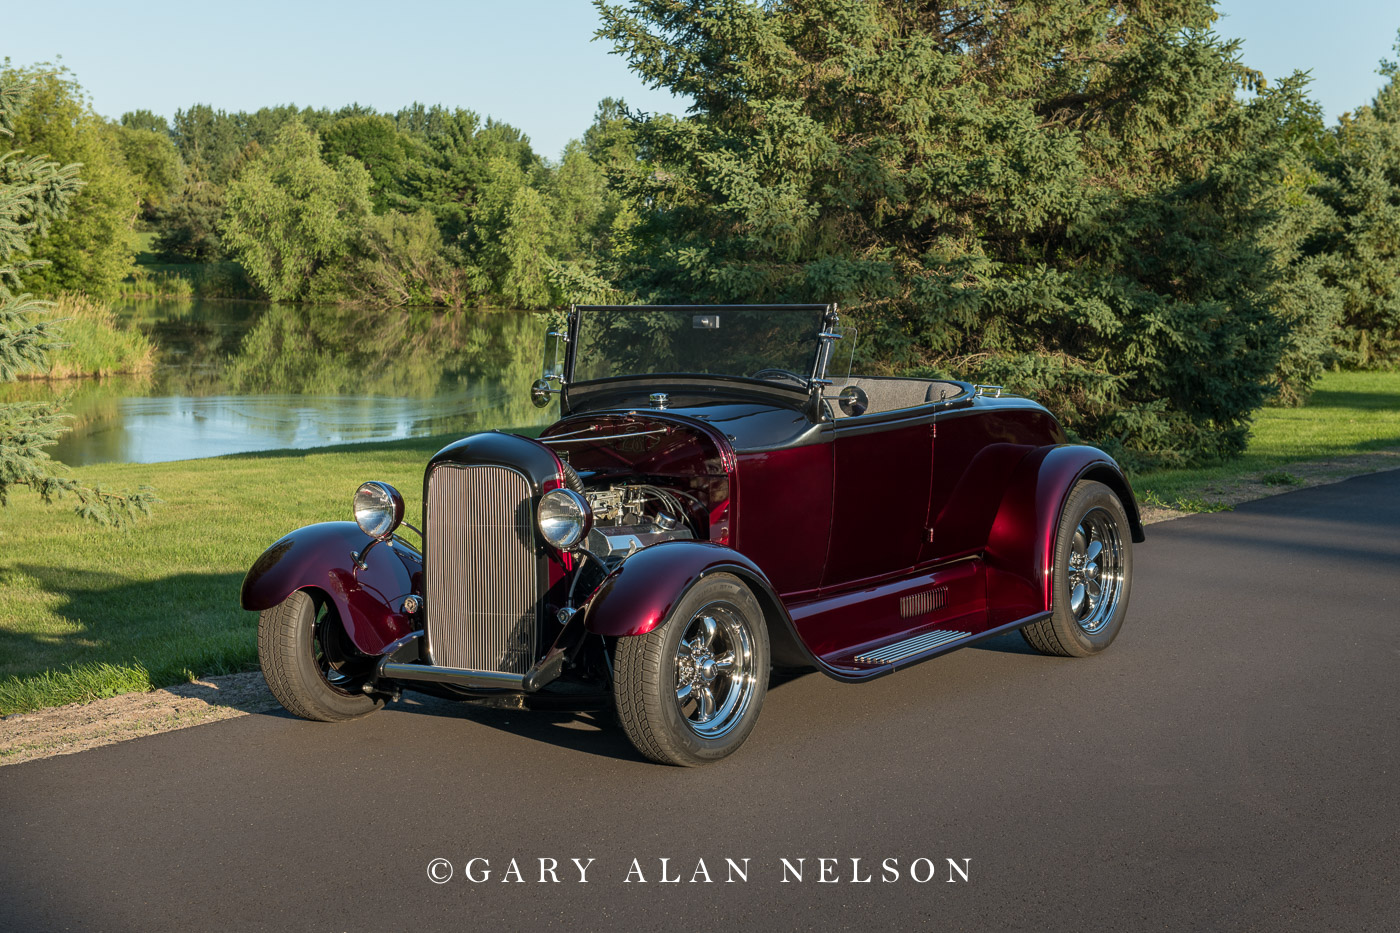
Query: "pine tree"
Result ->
[[596, 0, 1309, 466], [0, 72, 154, 524], [1309, 33, 1400, 367]]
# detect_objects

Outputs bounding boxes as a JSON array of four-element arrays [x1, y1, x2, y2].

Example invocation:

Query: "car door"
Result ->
[[820, 407, 934, 589]]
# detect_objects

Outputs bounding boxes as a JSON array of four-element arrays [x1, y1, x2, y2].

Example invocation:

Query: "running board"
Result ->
[[813, 612, 1052, 682], [852, 630, 971, 665]]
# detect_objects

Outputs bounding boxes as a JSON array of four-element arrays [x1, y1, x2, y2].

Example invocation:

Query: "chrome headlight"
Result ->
[[537, 488, 591, 550], [354, 481, 404, 540]]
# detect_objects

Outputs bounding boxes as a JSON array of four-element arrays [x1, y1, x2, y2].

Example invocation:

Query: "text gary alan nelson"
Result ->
[[425, 857, 972, 885]]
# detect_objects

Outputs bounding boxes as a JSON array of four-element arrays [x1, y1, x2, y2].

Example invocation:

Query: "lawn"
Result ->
[[0, 431, 518, 714], [1133, 370, 1400, 505], [2, 371, 1397, 715]]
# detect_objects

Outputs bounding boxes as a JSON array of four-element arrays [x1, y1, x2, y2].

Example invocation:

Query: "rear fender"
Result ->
[[240, 521, 423, 656], [580, 540, 816, 669], [984, 446, 1144, 626]]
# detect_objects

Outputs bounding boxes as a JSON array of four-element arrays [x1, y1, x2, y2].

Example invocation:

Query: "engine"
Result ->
[[583, 483, 694, 566]]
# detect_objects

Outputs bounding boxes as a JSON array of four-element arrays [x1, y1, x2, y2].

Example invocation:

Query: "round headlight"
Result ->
[[354, 481, 404, 540], [537, 488, 591, 550]]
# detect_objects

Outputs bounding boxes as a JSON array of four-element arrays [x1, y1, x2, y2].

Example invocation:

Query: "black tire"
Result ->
[[258, 589, 383, 722], [614, 573, 770, 766], [1022, 480, 1134, 658]]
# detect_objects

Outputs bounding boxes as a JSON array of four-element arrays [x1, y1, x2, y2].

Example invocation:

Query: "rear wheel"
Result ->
[[614, 573, 769, 766], [1022, 480, 1133, 658], [258, 589, 383, 721]]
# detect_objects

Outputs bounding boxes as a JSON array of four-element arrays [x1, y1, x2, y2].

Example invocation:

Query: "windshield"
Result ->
[[571, 305, 830, 388]]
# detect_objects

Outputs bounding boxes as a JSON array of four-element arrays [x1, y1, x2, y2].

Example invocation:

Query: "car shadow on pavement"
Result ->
[[335, 664, 826, 764]]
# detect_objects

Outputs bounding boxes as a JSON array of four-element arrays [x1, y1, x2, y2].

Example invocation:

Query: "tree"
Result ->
[[0, 72, 154, 524], [596, 0, 1309, 467], [1, 62, 140, 298], [321, 114, 407, 208], [115, 123, 185, 221], [120, 109, 170, 135], [170, 103, 244, 185], [1308, 33, 1400, 367], [152, 167, 226, 261], [221, 121, 373, 300]]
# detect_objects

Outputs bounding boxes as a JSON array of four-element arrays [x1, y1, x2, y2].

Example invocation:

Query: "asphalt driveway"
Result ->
[[3, 470, 1398, 932]]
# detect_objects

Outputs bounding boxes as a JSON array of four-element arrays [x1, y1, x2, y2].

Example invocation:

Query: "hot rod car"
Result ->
[[241, 304, 1143, 766]]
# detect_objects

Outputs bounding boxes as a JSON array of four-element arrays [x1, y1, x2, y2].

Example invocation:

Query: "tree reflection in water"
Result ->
[[0, 299, 551, 465]]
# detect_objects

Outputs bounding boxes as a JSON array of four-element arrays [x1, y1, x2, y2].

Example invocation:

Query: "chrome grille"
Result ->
[[425, 464, 538, 674]]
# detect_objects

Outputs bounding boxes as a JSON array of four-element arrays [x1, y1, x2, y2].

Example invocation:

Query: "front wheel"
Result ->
[[258, 589, 383, 721], [614, 573, 770, 766], [1022, 480, 1134, 658]]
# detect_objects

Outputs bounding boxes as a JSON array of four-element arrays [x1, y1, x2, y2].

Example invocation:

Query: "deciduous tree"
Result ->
[[221, 121, 373, 300], [1, 62, 140, 298], [0, 72, 154, 524]]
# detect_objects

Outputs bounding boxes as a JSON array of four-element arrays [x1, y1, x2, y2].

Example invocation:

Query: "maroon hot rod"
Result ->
[[241, 304, 1143, 766]]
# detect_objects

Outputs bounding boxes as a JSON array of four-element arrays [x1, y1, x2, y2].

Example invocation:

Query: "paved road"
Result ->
[[4, 471, 1398, 933]]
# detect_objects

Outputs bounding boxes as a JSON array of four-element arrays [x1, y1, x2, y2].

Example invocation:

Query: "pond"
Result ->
[[11, 299, 555, 466]]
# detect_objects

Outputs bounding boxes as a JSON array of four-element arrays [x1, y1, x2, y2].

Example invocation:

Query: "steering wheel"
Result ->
[[749, 368, 808, 387]]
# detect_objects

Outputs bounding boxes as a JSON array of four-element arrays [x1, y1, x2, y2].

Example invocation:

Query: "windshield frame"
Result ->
[[563, 304, 839, 396]]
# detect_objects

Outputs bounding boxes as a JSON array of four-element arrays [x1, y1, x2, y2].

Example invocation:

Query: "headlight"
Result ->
[[537, 488, 591, 550], [354, 481, 404, 540]]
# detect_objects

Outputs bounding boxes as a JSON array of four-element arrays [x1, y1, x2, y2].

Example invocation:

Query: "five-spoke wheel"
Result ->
[[1064, 508, 1126, 634], [674, 604, 759, 739], [1022, 480, 1134, 657], [615, 573, 770, 765]]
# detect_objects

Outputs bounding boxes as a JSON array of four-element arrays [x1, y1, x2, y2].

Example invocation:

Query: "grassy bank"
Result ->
[[2, 371, 1398, 715], [27, 293, 155, 379], [1133, 370, 1400, 507]]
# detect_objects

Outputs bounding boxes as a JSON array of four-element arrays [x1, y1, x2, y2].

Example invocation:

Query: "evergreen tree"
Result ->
[[1309, 33, 1400, 367], [596, 0, 1310, 466], [0, 73, 154, 525]]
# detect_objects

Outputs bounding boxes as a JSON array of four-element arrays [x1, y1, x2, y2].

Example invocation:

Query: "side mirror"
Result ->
[[838, 385, 868, 417], [543, 328, 565, 383], [530, 326, 566, 407]]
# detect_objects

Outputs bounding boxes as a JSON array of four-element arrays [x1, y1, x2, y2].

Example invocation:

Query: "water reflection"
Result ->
[[3, 299, 554, 465]]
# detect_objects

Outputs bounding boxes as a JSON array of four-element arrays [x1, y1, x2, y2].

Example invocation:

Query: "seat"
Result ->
[[832, 377, 966, 417]]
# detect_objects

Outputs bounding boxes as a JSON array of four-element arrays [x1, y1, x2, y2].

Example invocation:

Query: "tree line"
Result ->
[[1, 60, 634, 310]]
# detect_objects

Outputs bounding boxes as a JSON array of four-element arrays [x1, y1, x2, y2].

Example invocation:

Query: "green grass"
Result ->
[[1, 370, 1397, 714], [129, 256, 259, 300], [0, 433, 489, 714], [116, 270, 195, 300], [1133, 370, 1400, 506], [31, 293, 156, 379]]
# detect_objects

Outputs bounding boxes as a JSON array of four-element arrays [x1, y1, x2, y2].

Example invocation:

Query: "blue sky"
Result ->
[[3, 1, 1397, 161]]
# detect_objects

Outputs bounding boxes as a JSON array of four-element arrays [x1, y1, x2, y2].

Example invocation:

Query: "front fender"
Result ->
[[580, 540, 816, 668], [240, 521, 422, 656], [984, 445, 1144, 626]]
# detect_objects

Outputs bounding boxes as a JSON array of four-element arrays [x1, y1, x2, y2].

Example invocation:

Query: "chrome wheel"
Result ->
[[614, 572, 770, 765], [1065, 507, 1125, 635], [674, 602, 758, 739]]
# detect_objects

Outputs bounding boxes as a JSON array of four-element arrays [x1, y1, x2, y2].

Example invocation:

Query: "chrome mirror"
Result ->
[[838, 385, 868, 417], [542, 327, 565, 383], [530, 320, 567, 407]]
